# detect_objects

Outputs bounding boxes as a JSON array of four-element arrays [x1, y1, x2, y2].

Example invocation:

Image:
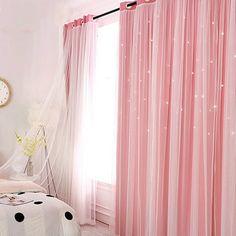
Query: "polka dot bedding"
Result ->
[[0, 192, 80, 236]]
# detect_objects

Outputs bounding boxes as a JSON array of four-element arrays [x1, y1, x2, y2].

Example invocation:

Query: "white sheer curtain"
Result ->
[[63, 15, 98, 225], [0, 15, 98, 226]]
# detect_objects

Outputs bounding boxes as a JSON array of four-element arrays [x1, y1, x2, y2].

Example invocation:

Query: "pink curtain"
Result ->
[[116, 0, 236, 235], [63, 15, 97, 225]]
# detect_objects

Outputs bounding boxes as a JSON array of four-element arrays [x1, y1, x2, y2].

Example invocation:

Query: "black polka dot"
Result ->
[[65, 212, 73, 220], [17, 192, 25, 195], [15, 213, 24, 222], [34, 201, 43, 205], [46, 194, 54, 197]]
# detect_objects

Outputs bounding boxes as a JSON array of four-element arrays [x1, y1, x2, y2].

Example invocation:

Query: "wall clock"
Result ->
[[0, 78, 11, 107]]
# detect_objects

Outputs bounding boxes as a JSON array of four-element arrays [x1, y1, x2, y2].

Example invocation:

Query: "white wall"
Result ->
[[0, 0, 67, 164], [67, 0, 123, 24]]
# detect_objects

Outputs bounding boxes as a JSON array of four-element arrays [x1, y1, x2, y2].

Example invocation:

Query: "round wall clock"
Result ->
[[0, 78, 11, 107]]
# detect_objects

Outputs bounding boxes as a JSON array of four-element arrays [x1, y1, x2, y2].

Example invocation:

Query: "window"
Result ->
[[91, 22, 119, 184]]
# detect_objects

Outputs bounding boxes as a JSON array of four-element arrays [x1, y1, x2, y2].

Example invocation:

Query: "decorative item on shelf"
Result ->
[[15, 128, 45, 176]]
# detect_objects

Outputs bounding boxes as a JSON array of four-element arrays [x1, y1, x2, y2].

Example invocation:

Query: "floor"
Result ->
[[81, 222, 113, 236]]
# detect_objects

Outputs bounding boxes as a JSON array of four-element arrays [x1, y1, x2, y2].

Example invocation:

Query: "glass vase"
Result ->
[[27, 157, 34, 176]]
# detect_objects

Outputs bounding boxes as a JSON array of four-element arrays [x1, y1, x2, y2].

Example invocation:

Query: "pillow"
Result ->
[[0, 179, 46, 194]]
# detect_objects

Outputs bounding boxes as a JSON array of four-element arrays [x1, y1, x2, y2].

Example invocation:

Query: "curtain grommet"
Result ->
[[83, 14, 94, 23], [126, 4, 132, 9], [120, 1, 136, 11]]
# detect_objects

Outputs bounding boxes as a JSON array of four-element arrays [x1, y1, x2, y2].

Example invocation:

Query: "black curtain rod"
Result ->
[[93, 1, 137, 20]]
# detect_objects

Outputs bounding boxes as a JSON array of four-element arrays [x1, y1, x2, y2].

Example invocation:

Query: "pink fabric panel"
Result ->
[[116, 6, 135, 236], [116, 1, 156, 236], [63, 18, 98, 225], [137, 0, 156, 5], [221, 0, 236, 235], [64, 15, 95, 99], [116, 0, 236, 235]]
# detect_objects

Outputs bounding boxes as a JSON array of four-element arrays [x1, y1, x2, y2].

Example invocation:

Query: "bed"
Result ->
[[0, 179, 80, 236]]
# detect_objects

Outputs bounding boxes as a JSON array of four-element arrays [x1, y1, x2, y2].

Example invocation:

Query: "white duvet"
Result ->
[[0, 180, 80, 236]]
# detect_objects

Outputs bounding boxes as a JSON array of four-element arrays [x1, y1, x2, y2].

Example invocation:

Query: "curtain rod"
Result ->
[[93, 1, 137, 20]]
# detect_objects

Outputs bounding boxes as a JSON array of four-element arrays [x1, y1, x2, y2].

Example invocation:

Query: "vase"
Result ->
[[27, 157, 34, 176]]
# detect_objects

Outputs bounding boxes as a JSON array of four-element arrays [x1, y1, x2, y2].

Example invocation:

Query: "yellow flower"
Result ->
[[15, 132, 23, 144], [15, 130, 45, 158]]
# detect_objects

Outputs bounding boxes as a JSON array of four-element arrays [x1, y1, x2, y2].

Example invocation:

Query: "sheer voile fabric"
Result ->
[[63, 16, 97, 225], [116, 0, 236, 235], [0, 17, 98, 226]]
